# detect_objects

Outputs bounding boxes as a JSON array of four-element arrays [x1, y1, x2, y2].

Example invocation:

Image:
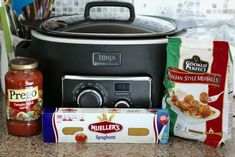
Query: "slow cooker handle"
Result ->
[[84, 1, 135, 23]]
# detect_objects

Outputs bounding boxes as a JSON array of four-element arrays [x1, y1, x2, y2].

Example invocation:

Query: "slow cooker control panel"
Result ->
[[62, 75, 152, 108]]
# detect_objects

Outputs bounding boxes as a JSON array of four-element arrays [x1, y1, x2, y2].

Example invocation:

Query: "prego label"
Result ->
[[8, 87, 39, 102], [7, 86, 43, 121]]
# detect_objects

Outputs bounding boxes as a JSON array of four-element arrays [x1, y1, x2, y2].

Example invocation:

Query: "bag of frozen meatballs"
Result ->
[[162, 37, 233, 147]]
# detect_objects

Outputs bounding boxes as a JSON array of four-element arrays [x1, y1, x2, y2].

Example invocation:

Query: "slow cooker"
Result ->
[[16, 1, 190, 108]]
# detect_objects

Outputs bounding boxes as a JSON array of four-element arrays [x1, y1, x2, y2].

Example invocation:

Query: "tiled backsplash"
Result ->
[[51, 0, 133, 17], [51, 0, 235, 20], [175, 0, 235, 20]]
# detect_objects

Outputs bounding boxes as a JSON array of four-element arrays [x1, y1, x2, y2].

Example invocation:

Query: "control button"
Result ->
[[114, 100, 130, 108], [77, 89, 102, 107]]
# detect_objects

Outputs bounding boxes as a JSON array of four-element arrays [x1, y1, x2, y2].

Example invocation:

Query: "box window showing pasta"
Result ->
[[42, 107, 169, 143]]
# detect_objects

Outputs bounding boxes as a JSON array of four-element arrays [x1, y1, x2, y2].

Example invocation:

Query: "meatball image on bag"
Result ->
[[200, 92, 209, 104]]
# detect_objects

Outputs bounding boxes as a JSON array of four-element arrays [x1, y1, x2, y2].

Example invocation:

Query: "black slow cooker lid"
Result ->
[[39, 1, 178, 38]]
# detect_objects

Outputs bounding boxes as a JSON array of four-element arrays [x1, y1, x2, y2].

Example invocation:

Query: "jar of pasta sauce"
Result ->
[[5, 58, 43, 136]]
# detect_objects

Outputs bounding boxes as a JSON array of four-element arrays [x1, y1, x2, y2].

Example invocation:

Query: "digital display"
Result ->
[[115, 83, 130, 91]]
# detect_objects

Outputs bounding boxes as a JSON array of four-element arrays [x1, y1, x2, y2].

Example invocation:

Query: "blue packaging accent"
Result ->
[[156, 109, 170, 144], [11, 0, 33, 15], [42, 107, 56, 142], [159, 124, 169, 144]]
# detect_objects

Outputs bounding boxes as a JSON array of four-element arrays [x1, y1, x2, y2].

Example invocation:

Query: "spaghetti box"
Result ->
[[42, 107, 169, 143]]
